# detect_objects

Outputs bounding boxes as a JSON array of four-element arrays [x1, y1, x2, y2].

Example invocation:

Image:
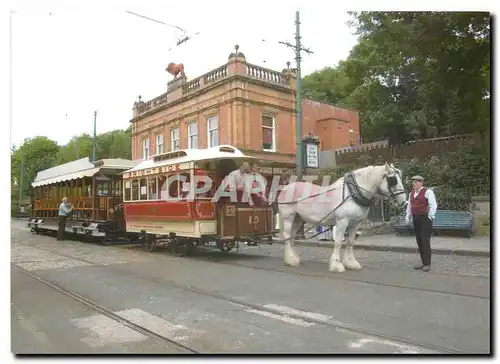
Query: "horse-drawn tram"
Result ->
[[27, 157, 137, 242], [121, 145, 275, 255]]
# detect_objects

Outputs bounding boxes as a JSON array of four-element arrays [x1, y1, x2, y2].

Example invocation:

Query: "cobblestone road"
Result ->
[[11, 220, 490, 354]]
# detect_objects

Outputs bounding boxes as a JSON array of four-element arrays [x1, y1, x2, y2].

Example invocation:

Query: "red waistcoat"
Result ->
[[410, 188, 429, 215]]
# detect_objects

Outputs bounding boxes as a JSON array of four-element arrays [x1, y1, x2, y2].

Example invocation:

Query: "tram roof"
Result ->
[[32, 157, 137, 187], [124, 145, 256, 174]]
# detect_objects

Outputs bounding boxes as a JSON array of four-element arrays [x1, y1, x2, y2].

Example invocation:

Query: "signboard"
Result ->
[[305, 143, 319, 168], [123, 163, 182, 179]]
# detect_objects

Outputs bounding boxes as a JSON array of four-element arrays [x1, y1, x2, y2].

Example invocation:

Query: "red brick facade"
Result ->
[[130, 51, 359, 168]]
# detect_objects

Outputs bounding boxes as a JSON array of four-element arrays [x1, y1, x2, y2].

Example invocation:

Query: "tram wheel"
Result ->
[[219, 241, 234, 253], [171, 242, 186, 257], [143, 234, 157, 252], [98, 238, 110, 246], [171, 239, 195, 257]]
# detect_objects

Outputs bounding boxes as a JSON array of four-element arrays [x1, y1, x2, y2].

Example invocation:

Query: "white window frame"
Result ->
[[142, 138, 149, 160], [207, 116, 218, 148], [261, 114, 276, 152], [171, 127, 180, 151], [187, 122, 198, 149], [156, 134, 164, 155]]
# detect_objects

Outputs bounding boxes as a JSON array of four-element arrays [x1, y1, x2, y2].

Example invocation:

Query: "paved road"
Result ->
[[11, 220, 490, 354]]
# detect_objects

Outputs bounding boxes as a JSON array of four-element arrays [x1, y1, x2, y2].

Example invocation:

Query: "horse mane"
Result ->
[[349, 164, 386, 187], [350, 165, 384, 177]]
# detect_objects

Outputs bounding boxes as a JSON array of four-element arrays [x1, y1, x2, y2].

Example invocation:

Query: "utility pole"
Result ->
[[279, 11, 313, 239], [92, 110, 97, 162], [279, 10, 313, 181], [18, 157, 24, 210]]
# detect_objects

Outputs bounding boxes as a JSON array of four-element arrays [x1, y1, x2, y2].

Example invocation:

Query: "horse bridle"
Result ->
[[385, 170, 407, 200]]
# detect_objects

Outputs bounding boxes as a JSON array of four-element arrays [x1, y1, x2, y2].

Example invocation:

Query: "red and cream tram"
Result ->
[[121, 145, 275, 255]]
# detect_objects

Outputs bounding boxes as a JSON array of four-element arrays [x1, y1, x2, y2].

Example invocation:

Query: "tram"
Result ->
[[27, 157, 138, 243], [121, 145, 276, 255]]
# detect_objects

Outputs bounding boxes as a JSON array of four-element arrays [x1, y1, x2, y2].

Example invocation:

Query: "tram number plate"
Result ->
[[249, 215, 260, 225], [226, 205, 236, 216]]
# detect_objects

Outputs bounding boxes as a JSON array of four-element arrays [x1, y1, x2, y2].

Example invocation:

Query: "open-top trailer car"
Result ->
[[27, 157, 138, 243], [121, 145, 275, 255]]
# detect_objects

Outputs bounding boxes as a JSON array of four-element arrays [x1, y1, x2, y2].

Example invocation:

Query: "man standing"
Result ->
[[224, 161, 254, 205], [249, 162, 268, 206], [405, 175, 437, 272], [58, 197, 73, 241]]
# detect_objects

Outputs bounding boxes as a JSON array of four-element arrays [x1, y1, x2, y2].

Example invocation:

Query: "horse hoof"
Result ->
[[343, 259, 362, 270], [284, 257, 301, 267], [329, 262, 345, 273]]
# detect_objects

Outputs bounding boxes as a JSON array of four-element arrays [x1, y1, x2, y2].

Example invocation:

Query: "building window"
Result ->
[[188, 122, 198, 149], [262, 114, 275, 151], [142, 138, 149, 160], [171, 127, 180, 151], [207, 116, 218, 147], [156, 134, 164, 154]]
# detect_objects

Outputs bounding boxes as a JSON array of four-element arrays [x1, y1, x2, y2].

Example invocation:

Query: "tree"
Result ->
[[302, 12, 491, 143], [55, 128, 132, 165], [96, 129, 132, 160], [56, 134, 93, 164], [11, 136, 60, 195]]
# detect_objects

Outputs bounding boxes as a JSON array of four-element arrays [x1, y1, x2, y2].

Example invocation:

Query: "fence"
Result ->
[[363, 182, 490, 229], [334, 134, 480, 166]]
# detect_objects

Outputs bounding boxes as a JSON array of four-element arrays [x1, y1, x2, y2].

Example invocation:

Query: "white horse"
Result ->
[[277, 163, 407, 273]]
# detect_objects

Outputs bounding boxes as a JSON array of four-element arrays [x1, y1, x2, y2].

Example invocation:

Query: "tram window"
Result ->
[[148, 177, 158, 200], [139, 178, 148, 200], [97, 181, 109, 196], [157, 176, 166, 199], [131, 179, 139, 201], [113, 180, 121, 196], [180, 173, 191, 198], [168, 177, 180, 199], [124, 180, 131, 201]]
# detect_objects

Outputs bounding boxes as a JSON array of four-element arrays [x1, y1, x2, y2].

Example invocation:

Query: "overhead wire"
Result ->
[[124, 10, 201, 53]]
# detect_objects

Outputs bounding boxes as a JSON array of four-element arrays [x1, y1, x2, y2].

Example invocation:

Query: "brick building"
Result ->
[[130, 48, 359, 171]]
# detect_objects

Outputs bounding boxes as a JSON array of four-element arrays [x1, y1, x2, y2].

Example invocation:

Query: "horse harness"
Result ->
[[344, 170, 406, 206], [277, 169, 406, 243]]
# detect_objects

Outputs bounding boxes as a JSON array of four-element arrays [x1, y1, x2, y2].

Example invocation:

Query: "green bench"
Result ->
[[394, 209, 475, 238]]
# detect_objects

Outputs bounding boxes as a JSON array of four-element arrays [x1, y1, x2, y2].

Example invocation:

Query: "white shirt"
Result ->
[[405, 187, 438, 221], [224, 169, 250, 191], [223, 169, 268, 200]]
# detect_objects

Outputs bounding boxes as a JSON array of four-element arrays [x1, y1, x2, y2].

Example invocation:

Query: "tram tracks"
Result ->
[[13, 264, 199, 354], [14, 239, 490, 300], [12, 242, 474, 354], [185, 250, 490, 300]]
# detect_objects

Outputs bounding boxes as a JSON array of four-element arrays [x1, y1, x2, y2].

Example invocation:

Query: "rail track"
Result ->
[[13, 264, 199, 354], [12, 240, 480, 354], [14, 235, 490, 300]]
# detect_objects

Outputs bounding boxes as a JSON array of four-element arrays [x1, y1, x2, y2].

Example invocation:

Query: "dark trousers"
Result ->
[[57, 215, 67, 241], [413, 214, 433, 266]]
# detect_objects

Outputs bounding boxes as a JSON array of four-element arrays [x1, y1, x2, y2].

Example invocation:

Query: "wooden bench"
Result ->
[[394, 209, 475, 237]]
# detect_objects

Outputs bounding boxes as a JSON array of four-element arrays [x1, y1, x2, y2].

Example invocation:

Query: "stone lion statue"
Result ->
[[166, 62, 185, 79]]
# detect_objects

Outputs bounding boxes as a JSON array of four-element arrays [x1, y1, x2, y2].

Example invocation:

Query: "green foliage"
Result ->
[[396, 139, 490, 189], [11, 128, 132, 196], [56, 134, 93, 164], [318, 139, 489, 212], [11, 136, 60, 190], [303, 12, 491, 143]]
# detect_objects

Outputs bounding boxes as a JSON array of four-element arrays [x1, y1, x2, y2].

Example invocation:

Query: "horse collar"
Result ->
[[344, 172, 373, 207]]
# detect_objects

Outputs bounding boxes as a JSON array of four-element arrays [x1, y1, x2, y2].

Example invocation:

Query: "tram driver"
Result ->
[[223, 161, 268, 207], [57, 197, 73, 241]]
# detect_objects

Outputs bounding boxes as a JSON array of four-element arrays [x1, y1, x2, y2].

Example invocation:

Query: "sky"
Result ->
[[9, 5, 360, 148]]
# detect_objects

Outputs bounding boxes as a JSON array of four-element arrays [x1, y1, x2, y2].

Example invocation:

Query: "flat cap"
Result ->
[[411, 175, 424, 181]]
